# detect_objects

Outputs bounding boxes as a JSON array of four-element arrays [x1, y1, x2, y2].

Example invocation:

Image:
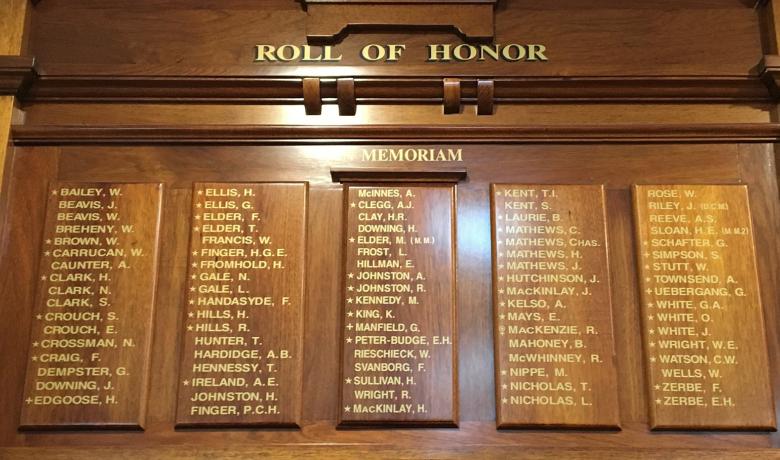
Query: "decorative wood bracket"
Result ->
[[758, 54, 780, 99], [302, 0, 497, 43], [0, 56, 36, 98]]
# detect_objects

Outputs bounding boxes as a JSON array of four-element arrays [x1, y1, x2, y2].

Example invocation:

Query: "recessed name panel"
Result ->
[[491, 184, 620, 429], [20, 183, 163, 430], [339, 184, 457, 426], [633, 184, 775, 430], [176, 183, 307, 427]]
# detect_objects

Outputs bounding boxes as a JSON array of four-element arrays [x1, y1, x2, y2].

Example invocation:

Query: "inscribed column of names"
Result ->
[[491, 184, 620, 429], [339, 184, 457, 426], [20, 182, 162, 429], [176, 182, 306, 427], [633, 184, 775, 430]]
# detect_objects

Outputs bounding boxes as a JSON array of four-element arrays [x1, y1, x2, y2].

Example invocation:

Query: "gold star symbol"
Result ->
[[346, 337, 352, 343], [501, 398, 508, 404], [44, 251, 50, 256], [347, 286, 354, 292], [654, 385, 660, 390], [349, 237, 355, 243], [501, 384, 507, 390], [189, 299, 194, 305], [344, 406, 351, 412], [499, 301, 505, 307], [655, 399, 662, 404], [187, 325, 193, 331], [196, 203, 202, 208], [498, 289, 504, 294], [350, 202, 356, 208], [188, 312, 194, 318], [36, 315, 42, 320], [40, 275, 46, 281], [51, 190, 57, 195], [499, 314, 505, 320], [347, 298, 353, 304], [194, 227, 200, 232], [501, 370, 507, 376], [192, 263, 197, 268], [45, 239, 51, 245], [650, 357, 656, 363], [183, 380, 190, 386], [190, 287, 196, 292], [347, 311, 354, 317], [192, 251, 198, 256], [31, 356, 37, 361], [347, 273, 354, 279], [498, 276, 504, 281], [195, 215, 201, 220], [345, 378, 352, 384]]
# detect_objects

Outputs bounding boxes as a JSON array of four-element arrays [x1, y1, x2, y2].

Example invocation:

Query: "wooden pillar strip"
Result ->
[[443, 78, 461, 115], [302, 77, 322, 115], [337, 78, 356, 116]]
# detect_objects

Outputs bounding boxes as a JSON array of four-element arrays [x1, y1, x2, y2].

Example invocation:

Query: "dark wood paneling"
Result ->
[[0, 142, 775, 453]]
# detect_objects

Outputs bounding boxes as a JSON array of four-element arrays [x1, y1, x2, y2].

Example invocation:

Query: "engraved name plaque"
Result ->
[[339, 184, 457, 426], [20, 183, 163, 430], [633, 185, 776, 430], [491, 184, 620, 429], [176, 183, 307, 427]]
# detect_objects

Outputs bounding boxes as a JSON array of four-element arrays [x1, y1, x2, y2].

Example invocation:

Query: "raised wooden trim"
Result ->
[[1, 446, 778, 460], [12, 124, 780, 145], [331, 168, 467, 183], [303, 1, 496, 43], [443, 78, 461, 114], [23, 71, 771, 103], [476, 79, 494, 115], [0, 56, 34, 97], [303, 77, 322, 115], [337, 78, 356, 116]]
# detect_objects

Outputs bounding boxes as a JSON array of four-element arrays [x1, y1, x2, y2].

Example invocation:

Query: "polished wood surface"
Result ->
[[491, 184, 619, 429], [19, 182, 163, 429], [1, 0, 779, 457], [0, 143, 774, 455], [633, 185, 775, 430], [175, 182, 306, 427], [339, 183, 457, 426]]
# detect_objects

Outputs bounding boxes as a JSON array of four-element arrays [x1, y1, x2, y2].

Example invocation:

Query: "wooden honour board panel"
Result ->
[[19, 182, 163, 430], [633, 184, 776, 430], [176, 182, 306, 427], [491, 184, 620, 429], [339, 184, 457, 426]]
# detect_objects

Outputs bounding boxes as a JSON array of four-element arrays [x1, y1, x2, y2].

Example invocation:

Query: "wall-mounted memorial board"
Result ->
[[491, 184, 620, 429], [633, 184, 776, 431], [176, 182, 307, 427], [20, 182, 163, 430], [338, 183, 457, 427]]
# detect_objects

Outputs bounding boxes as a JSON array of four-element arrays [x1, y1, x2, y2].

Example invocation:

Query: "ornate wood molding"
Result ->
[[20, 73, 771, 111], [302, 0, 497, 43], [12, 123, 780, 145], [0, 56, 35, 97]]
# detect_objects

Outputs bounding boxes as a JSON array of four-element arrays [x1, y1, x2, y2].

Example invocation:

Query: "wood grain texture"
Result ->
[[491, 184, 620, 429], [0, 144, 775, 453], [633, 184, 776, 430], [19, 182, 163, 430], [13, 123, 780, 145], [0, 0, 28, 55], [339, 184, 457, 426], [175, 182, 306, 427]]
